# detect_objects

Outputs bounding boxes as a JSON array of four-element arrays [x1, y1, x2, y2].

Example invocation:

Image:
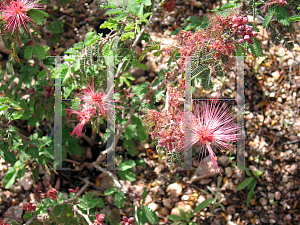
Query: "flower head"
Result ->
[[0, 0, 42, 34], [46, 188, 58, 201], [93, 213, 105, 225], [67, 103, 96, 138], [77, 79, 114, 118], [181, 101, 241, 174]]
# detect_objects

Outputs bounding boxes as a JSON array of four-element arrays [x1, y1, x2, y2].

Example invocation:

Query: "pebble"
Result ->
[[19, 173, 34, 191], [282, 174, 289, 183], [163, 198, 172, 209], [148, 202, 159, 211], [225, 167, 232, 177], [274, 191, 281, 200], [218, 155, 230, 167], [259, 197, 268, 206], [166, 182, 183, 198]]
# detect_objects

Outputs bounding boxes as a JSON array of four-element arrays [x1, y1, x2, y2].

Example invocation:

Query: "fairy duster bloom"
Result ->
[[0, 0, 42, 34], [182, 101, 241, 174], [76, 79, 114, 118], [67, 103, 96, 138]]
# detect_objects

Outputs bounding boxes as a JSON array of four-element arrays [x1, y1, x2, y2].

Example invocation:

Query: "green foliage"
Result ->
[[236, 163, 262, 207], [46, 21, 64, 34], [28, 9, 49, 25]]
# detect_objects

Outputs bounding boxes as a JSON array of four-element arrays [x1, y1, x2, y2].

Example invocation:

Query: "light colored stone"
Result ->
[[225, 167, 232, 177], [148, 203, 159, 211], [163, 198, 172, 209], [282, 174, 289, 183], [170, 201, 192, 216], [20, 173, 34, 191], [218, 155, 230, 167], [259, 198, 268, 206], [274, 191, 281, 200], [166, 182, 183, 198]]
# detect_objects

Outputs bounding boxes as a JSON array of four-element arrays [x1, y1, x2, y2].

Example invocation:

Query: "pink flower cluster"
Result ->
[[67, 80, 113, 138], [46, 188, 58, 201], [230, 16, 257, 45], [22, 203, 36, 212], [120, 216, 134, 225], [275, 0, 287, 7], [145, 86, 241, 174], [169, 11, 258, 70], [93, 213, 105, 225], [0, 0, 42, 34]]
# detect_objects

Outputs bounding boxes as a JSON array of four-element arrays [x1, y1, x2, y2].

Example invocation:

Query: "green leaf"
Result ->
[[263, 6, 276, 28], [28, 117, 39, 126], [118, 170, 136, 182], [1, 150, 17, 164], [104, 187, 118, 195], [143, 205, 159, 224], [220, 1, 238, 10], [28, 9, 48, 25], [33, 44, 46, 60], [0, 105, 8, 112], [24, 45, 34, 59], [46, 21, 64, 34], [246, 179, 257, 207], [124, 124, 135, 140], [3, 168, 17, 189], [118, 160, 136, 171], [105, 8, 122, 15], [27, 147, 39, 158], [88, 198, 105, 209], [289, 14, 300, 22], [167, 215, 185, 221], [179, 208, 187, 220], [123, 139, 136, 156], [249, 38, 263, 57], [114, 191, 124, 208], [193, 198, 213, 213], [275, 6, 290, 26], [121, 31, 135, 41], [53, 205, 65, 216], [236, 177, 254, 191]]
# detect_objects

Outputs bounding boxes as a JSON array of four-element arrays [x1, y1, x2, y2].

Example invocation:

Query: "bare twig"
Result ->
[[73, 205, 93, 225]]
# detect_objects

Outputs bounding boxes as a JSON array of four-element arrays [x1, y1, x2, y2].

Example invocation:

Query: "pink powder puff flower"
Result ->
[[0, 0, 42, 34], [181, 101, 241, 174], [93, 212, 105, 225], [76, 79, 115, 118], [67, 103, 96, 138]]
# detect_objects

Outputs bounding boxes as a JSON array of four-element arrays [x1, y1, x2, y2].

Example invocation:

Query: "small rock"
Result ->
[[13, 186, 22, 193], [227, 205, 236, 215], [225, 167, 232, 177], [171, 201, 192, 216], [274, 191, 281, 200], [197, 195, 206, 204], [166, 182, 183, 198], [145, 194, 152, 204], [285, 214, 292, 220], [163, 198, 172, 209], [282, 174, 289, 183], [181, 195, 189, 201], [148, 202, 159, 211], [199, 178, 211, 185], [218, 155, 230, 167], [269, 219, 277, 224], [20, 173, 34, 191], [259, 198, 268, 206]]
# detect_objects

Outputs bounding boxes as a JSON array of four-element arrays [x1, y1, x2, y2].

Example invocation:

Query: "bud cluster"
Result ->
[[22, 203, 36, 212], [46, 188, 59, 201], [93, 213, 105, 225], [230, 16, 257, 45], [276, 0, 287, 7], [120, 216, 135, 225]]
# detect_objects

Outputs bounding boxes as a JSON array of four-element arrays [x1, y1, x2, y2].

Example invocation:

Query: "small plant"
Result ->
[[235, 163, 262, 207], [200, 176, 225, 213]]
